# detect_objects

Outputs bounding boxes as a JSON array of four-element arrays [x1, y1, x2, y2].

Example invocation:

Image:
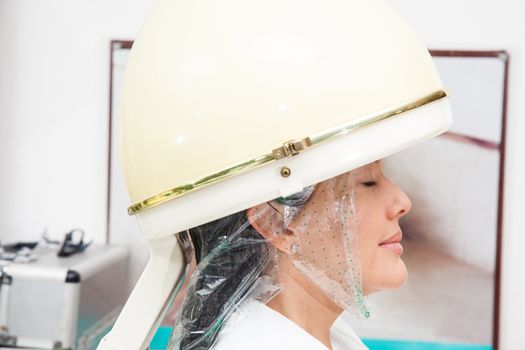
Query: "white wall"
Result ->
[[1, 0, 524, 348], [0, 0, 155, 243]]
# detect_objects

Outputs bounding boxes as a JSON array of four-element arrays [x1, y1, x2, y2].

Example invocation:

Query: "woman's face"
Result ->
[[286, 160, 412, 297], [350, 160, 412, 294]]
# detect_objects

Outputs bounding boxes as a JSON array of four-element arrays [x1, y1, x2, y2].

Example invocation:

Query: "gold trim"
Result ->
[[128, 90, 447, 215]]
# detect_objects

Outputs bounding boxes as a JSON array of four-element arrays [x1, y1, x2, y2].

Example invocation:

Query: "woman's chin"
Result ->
[[390, 259, 408, 288], [363, 259, 408, 295]]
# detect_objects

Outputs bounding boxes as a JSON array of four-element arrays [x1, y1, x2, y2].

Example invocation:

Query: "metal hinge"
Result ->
[[272, 137, 313, 160]]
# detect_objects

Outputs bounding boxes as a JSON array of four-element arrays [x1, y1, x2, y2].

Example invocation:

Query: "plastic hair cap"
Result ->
[[119, 0, 453, 239]]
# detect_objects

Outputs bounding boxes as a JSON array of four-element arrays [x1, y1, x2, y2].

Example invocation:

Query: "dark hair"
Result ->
[[174, 210, 271, 349], [173, 186, 315, 349]]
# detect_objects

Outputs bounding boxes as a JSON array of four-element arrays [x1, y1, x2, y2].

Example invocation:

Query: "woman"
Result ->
[[97, 1, 452, 349], [170, 159, 412, 350]]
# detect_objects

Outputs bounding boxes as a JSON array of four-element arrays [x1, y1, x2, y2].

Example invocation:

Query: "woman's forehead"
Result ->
[[310, 160, 382, 194], [352, 160, 381, 176], [313, 161, 381, 190]]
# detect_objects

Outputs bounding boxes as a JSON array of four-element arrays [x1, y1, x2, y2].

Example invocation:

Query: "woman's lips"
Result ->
[[379, 231, 403, 255]]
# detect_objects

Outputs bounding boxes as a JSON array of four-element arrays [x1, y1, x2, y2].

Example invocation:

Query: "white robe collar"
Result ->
[[214, 300, 369, 350]]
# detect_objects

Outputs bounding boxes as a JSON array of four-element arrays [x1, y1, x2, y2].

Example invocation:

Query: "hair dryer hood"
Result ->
[[119, 0, 452, 239]]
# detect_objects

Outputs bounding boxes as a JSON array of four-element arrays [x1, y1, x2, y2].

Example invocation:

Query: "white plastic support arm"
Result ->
[[97, 235, 184, 350]]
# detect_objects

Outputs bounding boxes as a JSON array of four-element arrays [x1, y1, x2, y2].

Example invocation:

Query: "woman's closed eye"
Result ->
[[362, 181, 377, 187]]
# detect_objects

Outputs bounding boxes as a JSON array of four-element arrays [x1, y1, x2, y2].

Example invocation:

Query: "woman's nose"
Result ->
[[388, 185, 412, 220]]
